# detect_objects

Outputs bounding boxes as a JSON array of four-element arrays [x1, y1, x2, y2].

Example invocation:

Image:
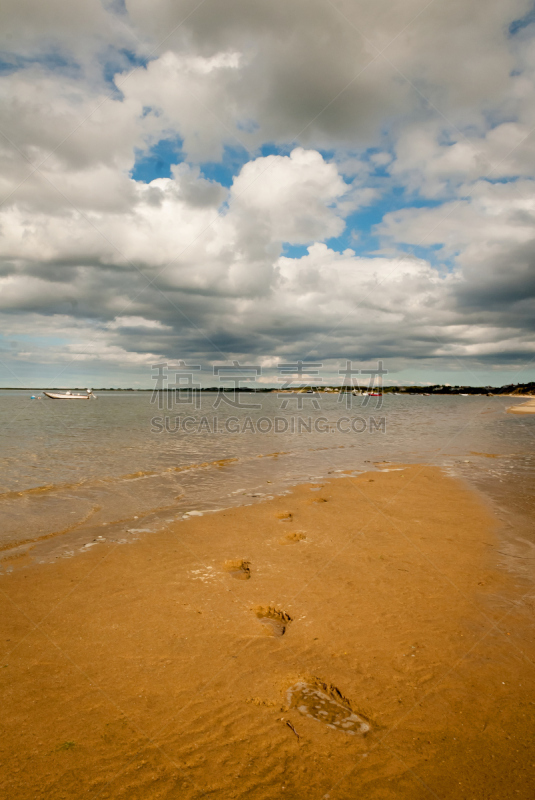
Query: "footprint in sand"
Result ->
[[224, 559, 251, 580], [280, 531, 306, 545], [254, 605, 292, 636], [287, 680, 370, 735]]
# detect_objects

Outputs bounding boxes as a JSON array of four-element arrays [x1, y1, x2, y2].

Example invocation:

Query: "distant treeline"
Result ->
[[103, 381, 535, 395], [6, 382, 535, 394], [146, 381, 535, 395], [382, 382, 535, 395]]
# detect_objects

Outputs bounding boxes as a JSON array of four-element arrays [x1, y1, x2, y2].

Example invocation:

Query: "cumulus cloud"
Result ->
[[1, 0, 535, 384], [378, 179, 535, 315]]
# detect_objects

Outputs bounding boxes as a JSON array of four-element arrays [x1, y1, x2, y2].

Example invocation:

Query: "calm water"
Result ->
[[0, 390, 533, 563]]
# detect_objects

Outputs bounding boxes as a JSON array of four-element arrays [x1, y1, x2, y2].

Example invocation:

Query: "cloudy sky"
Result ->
[[1, 0, 535, 387]]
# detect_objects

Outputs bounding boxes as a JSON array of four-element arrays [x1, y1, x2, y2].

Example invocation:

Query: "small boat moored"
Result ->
[[43, 389, 96, 400]]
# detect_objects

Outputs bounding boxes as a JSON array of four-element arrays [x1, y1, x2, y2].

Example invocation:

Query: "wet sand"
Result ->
[[1, 465, 534, 799], [507, 398, 535, 414]]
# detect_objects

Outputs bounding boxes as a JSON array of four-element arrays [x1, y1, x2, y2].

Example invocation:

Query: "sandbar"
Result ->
[[507, 398, 535, 414]]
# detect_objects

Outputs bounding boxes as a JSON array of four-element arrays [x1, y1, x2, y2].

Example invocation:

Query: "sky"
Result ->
[[1, 0, 535, 388]]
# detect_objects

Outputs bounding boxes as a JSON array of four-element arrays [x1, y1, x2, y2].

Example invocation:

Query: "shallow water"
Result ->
[[0, 390, 533, 563]]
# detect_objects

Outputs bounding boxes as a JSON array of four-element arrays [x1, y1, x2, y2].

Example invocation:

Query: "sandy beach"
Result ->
[[1, 464, 534, 799]]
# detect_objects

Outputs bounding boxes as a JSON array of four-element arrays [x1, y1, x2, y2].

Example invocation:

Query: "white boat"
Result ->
[[44, 389, 96, 400]]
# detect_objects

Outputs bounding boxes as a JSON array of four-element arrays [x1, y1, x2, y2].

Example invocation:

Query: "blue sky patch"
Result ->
[[102, 48, 151, 96], [199, 144, 251, 187], [0, 51, 80, 77], [326, 188, 442, 257], [483, 176, 520, 184], [395, 241, 452, 270], [131, 138, 184, 182], [509, 4, 535, 35], [281, 244, 309, 259], [103, 0, 127, 14], [260, 143, 290, 158]]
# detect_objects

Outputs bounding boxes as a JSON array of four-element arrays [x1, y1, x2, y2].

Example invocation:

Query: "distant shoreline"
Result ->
[[1, 386, 534, 396]]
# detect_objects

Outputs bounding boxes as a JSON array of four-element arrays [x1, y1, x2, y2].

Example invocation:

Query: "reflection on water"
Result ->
[[0, 391, 533, 560]]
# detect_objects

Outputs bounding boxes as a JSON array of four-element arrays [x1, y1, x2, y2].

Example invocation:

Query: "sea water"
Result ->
[[0, 390, 533, 564]]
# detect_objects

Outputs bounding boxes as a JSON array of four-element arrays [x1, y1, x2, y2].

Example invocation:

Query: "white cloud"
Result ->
[[1, 0, 535, 382], [107, 316, 172, 329], [378, 178, 535, 272], [390, 121, 535, 196], [0, 147, 352, 314], [229, 148, 349, 244]]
